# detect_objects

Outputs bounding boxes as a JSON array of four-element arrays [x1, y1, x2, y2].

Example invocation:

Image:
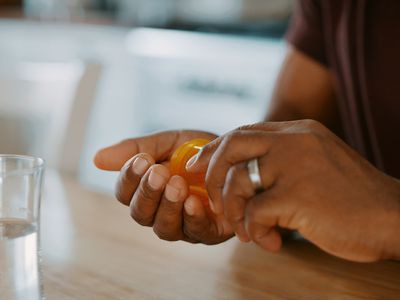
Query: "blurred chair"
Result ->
[[0, 61, 101, 174]]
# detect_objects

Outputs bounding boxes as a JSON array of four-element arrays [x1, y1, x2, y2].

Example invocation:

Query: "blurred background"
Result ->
[[0, 0, 291, 192]]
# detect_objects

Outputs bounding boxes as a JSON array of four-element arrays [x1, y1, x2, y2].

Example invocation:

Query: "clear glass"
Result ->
[[0, 155, 45, 300]]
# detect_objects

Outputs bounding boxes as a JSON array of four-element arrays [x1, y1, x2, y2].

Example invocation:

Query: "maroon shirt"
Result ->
[[286, 0, 400, 178]]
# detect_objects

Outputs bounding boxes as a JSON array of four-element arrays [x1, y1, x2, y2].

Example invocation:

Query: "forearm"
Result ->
[[263, 47, 344, 138]]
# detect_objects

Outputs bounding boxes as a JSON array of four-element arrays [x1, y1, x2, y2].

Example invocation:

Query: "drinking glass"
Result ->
[[0, 155, 45, 300]]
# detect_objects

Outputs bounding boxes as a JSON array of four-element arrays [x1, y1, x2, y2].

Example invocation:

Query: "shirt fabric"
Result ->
[[286, 0, 400, 178]]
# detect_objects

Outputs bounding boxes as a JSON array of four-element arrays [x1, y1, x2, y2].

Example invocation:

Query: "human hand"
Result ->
[[94, 130, 234, 244], [187, 120, 400, 262]]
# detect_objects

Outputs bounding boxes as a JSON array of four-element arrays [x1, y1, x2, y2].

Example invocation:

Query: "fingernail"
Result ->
[[165, 183, 180, 202], [186, 154, 198, 170], [132, 157, 149, 176], [148, 169, 165, 190], [184, 196, 196, 216]]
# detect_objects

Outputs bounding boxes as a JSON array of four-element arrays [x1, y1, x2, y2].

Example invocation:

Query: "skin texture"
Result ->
[[94, 130, 234, 244], [95, 48, 400, 261], [186, 120, 400, 262], [95, 48, 338, 244]]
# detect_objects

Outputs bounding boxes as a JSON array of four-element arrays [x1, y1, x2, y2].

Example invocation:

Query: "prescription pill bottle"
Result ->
[[169, 139, 210, 201]]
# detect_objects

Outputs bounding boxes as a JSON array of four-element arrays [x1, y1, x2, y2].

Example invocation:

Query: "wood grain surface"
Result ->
[[40, 171, 400, 300]]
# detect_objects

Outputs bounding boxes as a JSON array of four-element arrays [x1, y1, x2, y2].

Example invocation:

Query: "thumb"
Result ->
[[94, 131, 180, 171]]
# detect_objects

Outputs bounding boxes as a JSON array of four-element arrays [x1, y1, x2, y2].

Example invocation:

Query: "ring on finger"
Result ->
[[247, 158, 264, 194]]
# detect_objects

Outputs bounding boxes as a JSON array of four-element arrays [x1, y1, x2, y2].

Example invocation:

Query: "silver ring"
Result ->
[[247, 158, 264, 193]]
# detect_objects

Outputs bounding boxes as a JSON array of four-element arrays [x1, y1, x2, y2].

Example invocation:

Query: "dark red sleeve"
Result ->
[[285, 0, 328, 66]]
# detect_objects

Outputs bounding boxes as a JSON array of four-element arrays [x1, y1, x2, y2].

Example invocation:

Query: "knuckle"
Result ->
[[183, 222, 203, 241], [302, 119, 319, 128], [301, 119, 326, 132], [153, 226, 179, 242], [236, 123, 259, 131], [295, 128, 324, 151], [230, 130, 244, 140], [182, 226, 197, 241], [130, 205, 153, 226]]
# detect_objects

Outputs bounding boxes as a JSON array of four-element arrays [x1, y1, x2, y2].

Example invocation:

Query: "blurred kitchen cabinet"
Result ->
[[0, 61, 100, 174], [241, 0, 292, 21], [126, 28, 286, 135], [95, 0, 292, 27], [176, 0, 292, 24]]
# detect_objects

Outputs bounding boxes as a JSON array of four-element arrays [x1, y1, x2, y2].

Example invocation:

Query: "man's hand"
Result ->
[[94, 130, 234, 244], [187, 120, 400, 262]]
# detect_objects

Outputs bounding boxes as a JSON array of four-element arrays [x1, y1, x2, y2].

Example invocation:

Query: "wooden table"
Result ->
[[40, 171, 400, 300]]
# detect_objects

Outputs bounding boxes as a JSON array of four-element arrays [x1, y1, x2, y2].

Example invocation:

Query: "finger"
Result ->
[[185, 138, 222, 172], [183, 195, 220, 244], [185, 122, 289, 173], [94, 131, 180, 171], [115, 153, 155, 206], [244, 189, 283, 229], [130, 164, 170, 226], [223, 158, 277, 240], [206, 130, 276, 214], [152, 175, 188, 241], [243, 189, 293, 251], [222, 163, 254, 242], [95, 130, 219, 171], [246, 222, 282, 253]]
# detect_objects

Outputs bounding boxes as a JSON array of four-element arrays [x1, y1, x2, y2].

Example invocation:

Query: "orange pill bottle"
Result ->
[[169, 139, 210, 201]]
